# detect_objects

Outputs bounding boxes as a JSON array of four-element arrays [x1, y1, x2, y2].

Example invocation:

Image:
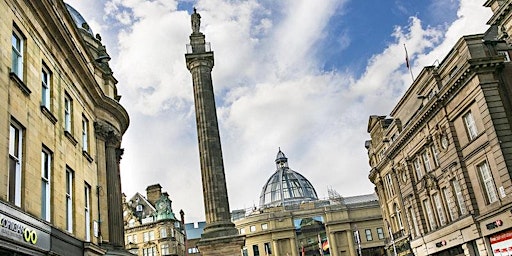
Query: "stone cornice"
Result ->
[[385, 57, 503, 159]]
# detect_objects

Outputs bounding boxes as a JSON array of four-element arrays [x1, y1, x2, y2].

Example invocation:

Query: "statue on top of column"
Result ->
[[191, 7, 201, 34]]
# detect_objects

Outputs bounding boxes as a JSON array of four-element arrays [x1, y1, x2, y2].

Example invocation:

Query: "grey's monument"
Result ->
[[184, 8, 245, 256]]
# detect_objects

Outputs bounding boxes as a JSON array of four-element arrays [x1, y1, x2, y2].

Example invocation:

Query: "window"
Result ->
[[463, 112, 478, 140], [41, 65, 51, 108], [160, 228, 167, 238], [82, 116, 89, 152], [261, 223, 268, 230], [433, 193, 446, 226], [143, 232, 149, 242], [9, 123, 23, 206], [142, 247, 156, 256], [149, 230, 155, 240], [409, 207, 420, 237], [242, 247, 248, 256], [365, 229, 373, 241], [452, 179, 467, 215], [386, 173, 395, 197], [41, 148, 51, 221], [498, 50, 510, 62], [85, 183, 91, 241], [250, 225, 256, 232], [443, 187, 456, 222], [253, 244, 260, 256], [11, 29, 24, 79], [126, 235, 133, 244], [414, 158, 423, 180], [66, 168, 74, 232], [240, 228, 246, 234], [64, 94, 72, 133], [264, 242, 272, 255], [431, 145, 440, 167], [424, 199, 437, 231], [161, 244, 170, 255], [394, 203, 403, 229], [478, 162, 498, 204], [422, 151, 432, 172], [376, 227, 384, 240]]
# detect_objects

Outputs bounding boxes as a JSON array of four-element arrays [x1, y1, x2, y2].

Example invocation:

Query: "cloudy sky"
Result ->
[[65, 0, 491, 223]]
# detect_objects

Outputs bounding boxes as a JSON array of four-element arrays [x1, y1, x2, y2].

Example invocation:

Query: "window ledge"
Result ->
[[65, 131, 78, 146], [83, 150, 93, 163], [9, 72, 31, 95], [41, 106, 57, 124]]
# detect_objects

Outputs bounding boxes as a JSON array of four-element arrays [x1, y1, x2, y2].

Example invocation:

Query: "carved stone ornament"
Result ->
[[94, 120, 121, 145], [422, 173, 438, 192]]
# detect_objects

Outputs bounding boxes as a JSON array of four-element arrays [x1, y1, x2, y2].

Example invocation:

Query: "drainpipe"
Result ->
[[97, 185, 102, 243]]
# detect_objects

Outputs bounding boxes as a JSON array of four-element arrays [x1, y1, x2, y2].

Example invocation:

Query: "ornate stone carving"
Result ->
[[94, 120, 121, 145]]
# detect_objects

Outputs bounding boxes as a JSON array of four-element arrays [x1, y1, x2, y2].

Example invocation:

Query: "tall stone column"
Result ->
[[329, 232, 338, 256], [184, 8, 244, 256], [290, 237, 298, 256], [272, 240, 280, 256], [94, 121, 127, 251]]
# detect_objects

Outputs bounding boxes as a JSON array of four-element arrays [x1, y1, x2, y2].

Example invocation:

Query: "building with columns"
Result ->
[[123, 184, 187, 256], [366, 1, 512, 256], [0, 0, 130, 255], [232, 150, 385, 256]]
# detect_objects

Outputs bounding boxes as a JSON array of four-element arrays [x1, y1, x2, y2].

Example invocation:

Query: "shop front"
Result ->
[[0, 201, 83, 255], [490, 228, 512, 256], [0, 202, 51, 255]]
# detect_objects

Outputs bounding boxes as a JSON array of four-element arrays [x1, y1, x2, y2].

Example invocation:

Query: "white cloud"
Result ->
[[65, 0, 492, 222]]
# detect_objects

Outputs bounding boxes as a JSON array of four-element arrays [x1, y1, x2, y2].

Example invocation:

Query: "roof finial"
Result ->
[[191, 7, 201, 34]]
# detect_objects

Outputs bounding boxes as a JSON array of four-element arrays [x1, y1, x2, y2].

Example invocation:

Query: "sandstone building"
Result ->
[[366, 1, 512, 255], [0, 0, 130, 255], [123, 184, 187, 256], [232, 150, 385, 256]]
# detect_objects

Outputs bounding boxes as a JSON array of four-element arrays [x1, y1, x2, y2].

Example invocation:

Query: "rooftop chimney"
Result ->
[[146, 184, 162, 206]]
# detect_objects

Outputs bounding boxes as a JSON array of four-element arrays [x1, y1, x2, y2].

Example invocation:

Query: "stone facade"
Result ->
[[367, 1, 512, 256], [233, 194, 385, 256], [123, 184, 186, 256], [0, 1, 129, 255]]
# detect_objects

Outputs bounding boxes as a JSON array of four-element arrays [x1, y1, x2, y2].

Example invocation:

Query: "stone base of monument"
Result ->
[[197, 234, 246, 256]]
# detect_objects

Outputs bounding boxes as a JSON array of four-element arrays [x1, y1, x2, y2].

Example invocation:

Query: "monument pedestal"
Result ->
[[197, 234, 246, 256]]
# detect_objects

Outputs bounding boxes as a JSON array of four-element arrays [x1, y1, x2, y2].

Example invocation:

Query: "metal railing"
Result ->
[[186, 42, 211, 54]]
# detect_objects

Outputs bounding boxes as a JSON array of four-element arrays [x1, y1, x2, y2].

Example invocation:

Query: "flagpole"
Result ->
[[386, 220, 398, 256], [404, 44, 415, 82]]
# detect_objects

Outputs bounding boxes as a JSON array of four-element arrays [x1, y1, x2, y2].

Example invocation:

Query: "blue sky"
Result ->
[[65, 0, 491, 222]]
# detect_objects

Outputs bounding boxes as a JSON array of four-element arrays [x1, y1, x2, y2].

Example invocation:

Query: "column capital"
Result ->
[[94, 120, 121, 145]]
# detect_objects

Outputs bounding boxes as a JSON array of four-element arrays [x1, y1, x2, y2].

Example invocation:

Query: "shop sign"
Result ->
[[435, 240, 447, 248], [490, 229, 512, 256], [487, 220, 504, 230], [0, 213, 50, 251]]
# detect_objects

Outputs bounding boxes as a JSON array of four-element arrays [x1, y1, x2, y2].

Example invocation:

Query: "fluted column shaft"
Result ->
[[185, 33, 238, 238], [95, 121, 125, 248]]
